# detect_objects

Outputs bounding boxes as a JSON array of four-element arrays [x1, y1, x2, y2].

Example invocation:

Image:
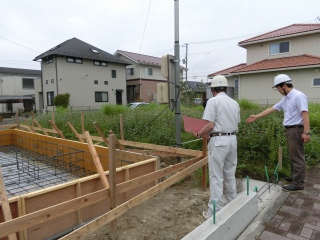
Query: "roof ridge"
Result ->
[[117, 50, 160, 59]]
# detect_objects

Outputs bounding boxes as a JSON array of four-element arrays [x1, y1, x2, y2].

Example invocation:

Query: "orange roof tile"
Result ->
[[233, 54, 320, 73], [239, 24, 320, 45], [208, 63, 246, 77]]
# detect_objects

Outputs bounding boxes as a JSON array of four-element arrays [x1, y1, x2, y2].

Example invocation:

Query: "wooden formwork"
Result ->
[[0, 128, 205, 240]]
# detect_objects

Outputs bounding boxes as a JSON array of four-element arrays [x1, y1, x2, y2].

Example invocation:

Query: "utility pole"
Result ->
[[174, 0, 181, 153]]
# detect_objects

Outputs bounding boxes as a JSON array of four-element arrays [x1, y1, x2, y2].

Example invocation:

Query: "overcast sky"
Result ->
[[1, 0, 320, 82]]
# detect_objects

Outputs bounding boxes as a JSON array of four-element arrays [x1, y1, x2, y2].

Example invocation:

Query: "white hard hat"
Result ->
[[211, 75, 228, 88], [273, 74, 292, 88]]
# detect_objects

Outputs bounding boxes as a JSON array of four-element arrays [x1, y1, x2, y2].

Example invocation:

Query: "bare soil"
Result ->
[[84, 172, 210, 240]]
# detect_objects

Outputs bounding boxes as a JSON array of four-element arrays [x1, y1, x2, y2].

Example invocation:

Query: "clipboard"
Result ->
[[183, 116, 208, 133]]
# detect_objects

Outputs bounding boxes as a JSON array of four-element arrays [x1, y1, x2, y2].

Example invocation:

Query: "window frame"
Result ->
[[127, 67, 134, 76], [95, 91, 109, 102], [47, 91, 54, 106], [22, 78, 34, 89], [145, 67, 153, 76], [66, 57, 83, 64], [93, 60, 107, 67], [313, 77, 320, 87], [111, 70, 116, 78], [94, 80, 98, 84], [45, 56, 53, 64], [234, 78, 239, 93], [269, 41, 290, 55]]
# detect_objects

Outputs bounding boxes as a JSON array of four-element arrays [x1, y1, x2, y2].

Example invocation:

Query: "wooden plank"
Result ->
[[109, 134, 117, 239], [119, 140, 201, 157], [60, 156, 208, 240], [67, 122, 84, 143], [84, 131, 109, 188], [33, 119, 49, 136], [81, 111, 85, 134], [49, 120, 65, 139], [0, 190, 109, 239], [0, 165, 17, 240]]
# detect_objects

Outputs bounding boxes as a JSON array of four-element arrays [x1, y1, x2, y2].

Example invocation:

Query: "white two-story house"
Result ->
[[208, 23, 320, 104], [33, 38, 130, 112], [0, 67, 41, 116]]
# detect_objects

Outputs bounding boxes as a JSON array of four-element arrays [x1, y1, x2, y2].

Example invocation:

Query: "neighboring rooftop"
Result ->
[[208, 63, 246, 78], [239, 23, 320, 45], [0, 67, 41, 76], [115, 50, 162, 66], [33, 38, 130, 65]]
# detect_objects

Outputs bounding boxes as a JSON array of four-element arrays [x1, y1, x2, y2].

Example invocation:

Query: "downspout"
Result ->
[[55, 56, 59, 95]]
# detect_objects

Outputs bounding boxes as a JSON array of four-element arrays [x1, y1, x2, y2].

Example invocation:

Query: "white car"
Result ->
[[127, 102, 150, 109]]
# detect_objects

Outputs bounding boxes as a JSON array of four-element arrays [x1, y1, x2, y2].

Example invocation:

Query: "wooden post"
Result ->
[[109, 130, 125, 150], [0, 165, 17, 240], [109, 134, 118, 240], [33, 119, 49, 136], [201, 137, 208, 190], [49, 120, 66, 139], [81, 111, 85, 134], [84, 131, 109, 188], [278, 147, 282, 171], [119, 114, 124, 140], [67, 122, 85, 143]]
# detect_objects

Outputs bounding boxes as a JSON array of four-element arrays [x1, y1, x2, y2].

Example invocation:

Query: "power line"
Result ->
[[0, 35, 41, 53]]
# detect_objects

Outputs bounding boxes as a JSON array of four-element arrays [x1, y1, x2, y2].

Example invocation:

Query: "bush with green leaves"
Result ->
[[53, 93, 70, 109]]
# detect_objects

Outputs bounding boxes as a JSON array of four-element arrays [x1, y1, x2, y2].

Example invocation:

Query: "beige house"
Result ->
[[208, 24, 320, 104], [0, 67, 41, 116], [114, 50, 169, 103], [33, 38, 129, 112]]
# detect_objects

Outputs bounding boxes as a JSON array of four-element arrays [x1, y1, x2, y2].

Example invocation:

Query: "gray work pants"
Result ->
[[207, 135, 237, 213], [285, 128, 305, 188]]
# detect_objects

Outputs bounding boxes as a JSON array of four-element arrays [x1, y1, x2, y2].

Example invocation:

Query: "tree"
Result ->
[[53, 93, 70, 109]]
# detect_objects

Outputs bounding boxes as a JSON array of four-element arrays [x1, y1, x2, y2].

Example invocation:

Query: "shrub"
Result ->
[[53, 93, 70, 108]]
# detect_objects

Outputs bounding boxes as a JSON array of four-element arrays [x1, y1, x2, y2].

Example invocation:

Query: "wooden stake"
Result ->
[[23, 118, 35, 133], [93, 122, 109, 147], [81, 111, 85, 134], [33, 119, 49, 136], [84, 131, 109, 188], [278, 147, 282, 171], [201, 137, 208, 190], [49, 120, 66, 139], [0, 165, 17, 240], [119, 114, 124, 140], [67, 122, 85, 143], [109, 130, 125, 150], [109, 134, 117, 240]]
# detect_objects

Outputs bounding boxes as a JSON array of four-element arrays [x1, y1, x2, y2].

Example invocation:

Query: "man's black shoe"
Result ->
[[282, 184, 304, 192], [282, 176, 292, 182]]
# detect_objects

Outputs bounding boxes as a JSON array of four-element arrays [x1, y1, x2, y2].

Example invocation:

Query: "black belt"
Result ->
[[210, 132, 235, 137], [284, 125, 303, 129]]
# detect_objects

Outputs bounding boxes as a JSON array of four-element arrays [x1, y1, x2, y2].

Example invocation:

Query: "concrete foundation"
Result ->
[[182, 191, 259, 240]]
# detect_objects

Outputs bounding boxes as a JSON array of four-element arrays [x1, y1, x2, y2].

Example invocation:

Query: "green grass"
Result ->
[[32, 100, 320, 182]]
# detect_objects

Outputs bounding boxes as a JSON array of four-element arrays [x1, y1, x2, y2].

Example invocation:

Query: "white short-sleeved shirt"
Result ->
[[273, 88, 308, 126], [202, 92, 240, 133]]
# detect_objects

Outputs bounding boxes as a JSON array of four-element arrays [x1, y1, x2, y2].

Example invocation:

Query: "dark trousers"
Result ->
[[285, 128, 305, 188]]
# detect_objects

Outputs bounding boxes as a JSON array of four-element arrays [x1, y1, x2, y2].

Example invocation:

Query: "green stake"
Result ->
[[254, 186, 258, 192], [264, 165, 269, 182], [213, 200, 216, 224]]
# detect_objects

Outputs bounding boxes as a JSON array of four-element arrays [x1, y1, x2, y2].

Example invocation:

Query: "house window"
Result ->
[[66, 57, 83, 64], [104, 81, 108, 85], [93, 60, 107, 67], [95, 92, 108, 102], [22, 78, 34, 89], [269, 41, 289, 55], [111, 70, 116, 78], [46, 80, 48, 84], [45, 56, 53, 64], [94, 80, 98, 84], [313, 78, 320, 86], [234, 78, 239, 93], [127, 68, 134, 76], [51, 79, 54, 83], [47, 92, 54, 106], [145, 67, 153, 76]]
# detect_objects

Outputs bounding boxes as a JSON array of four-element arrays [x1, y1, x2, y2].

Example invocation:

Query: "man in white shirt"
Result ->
[[193, 75, 240, 219], [246, 74, 311, 192]]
